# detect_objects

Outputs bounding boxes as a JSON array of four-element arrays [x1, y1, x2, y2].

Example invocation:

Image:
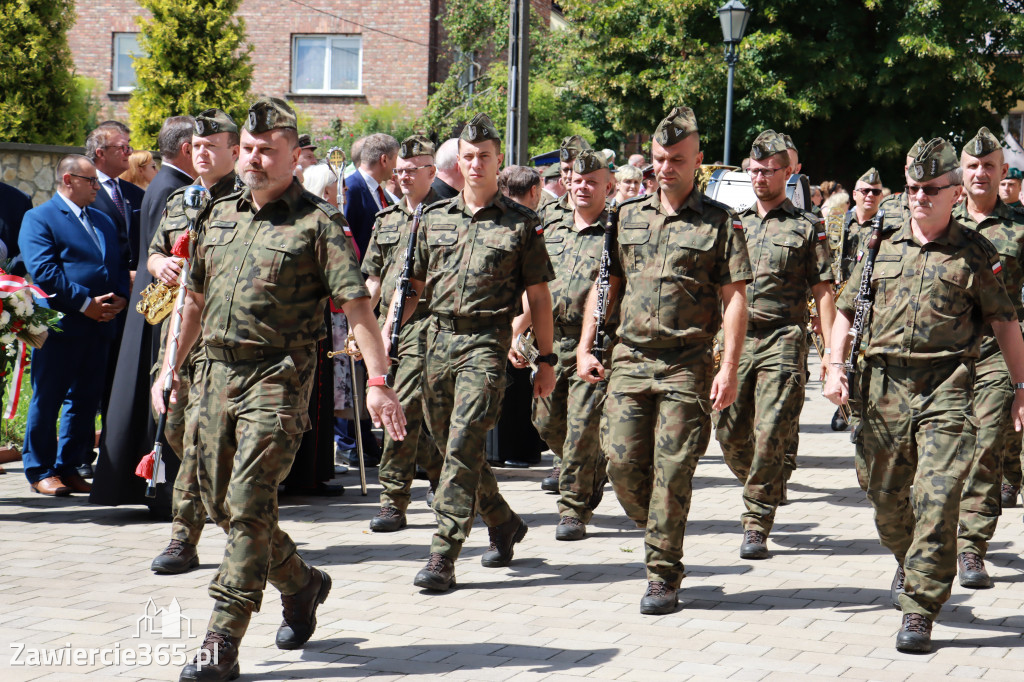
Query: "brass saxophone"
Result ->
[[136, 260, 185, 325]]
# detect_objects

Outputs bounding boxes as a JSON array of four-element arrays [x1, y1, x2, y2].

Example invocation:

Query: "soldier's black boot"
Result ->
[[369, 506, 407, 532], [890, 563, 905, 609], [555, 515, 586, 541], [739, 530, 769, 560], [151, 539, 200, 575], [481, 513, 528, 567], [540, 465, 560, 493], [275, 567, 332, 650], [895, 613, 932, 653], [413, 552, 456, 591], [1000, 483, 1019, 508], [957, 552, 992, 589], [179, 631, 240, 681], [639, 581, 678, 615]]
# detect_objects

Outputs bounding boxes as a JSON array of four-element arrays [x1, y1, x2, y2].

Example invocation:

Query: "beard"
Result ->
[[241, 168, 270, 190]]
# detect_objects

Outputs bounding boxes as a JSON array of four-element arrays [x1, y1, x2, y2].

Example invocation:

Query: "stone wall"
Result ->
[[0, 143, 84, 206]]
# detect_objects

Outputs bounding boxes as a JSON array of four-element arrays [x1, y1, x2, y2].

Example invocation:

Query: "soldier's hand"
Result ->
[[709, 364, 738, 411], [1012, 392, 1024, 432], [154, 256, 182, 286], [823, 368, 848, 406], [367, 386, 407, 441], [508, 347, 529, 369], [577, 351, 605, 384], [345, 334, 363, 361], [381, 331, 392, 359], [533, 363, 555, 399], [151, 368, 180, 415]]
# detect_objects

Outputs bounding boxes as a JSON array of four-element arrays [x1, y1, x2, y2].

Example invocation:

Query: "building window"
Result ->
[[292, 35, 362, 95], [113, 33, 142, 91]]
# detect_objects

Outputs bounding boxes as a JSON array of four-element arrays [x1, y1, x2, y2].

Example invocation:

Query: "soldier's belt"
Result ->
[[867, 355, 971, 369], [433, 314, 511, 334], [625, 337, 712, 351], [555, 323, 583, 339], [746, 318, 802, 333], [205, 344, 313, 363]]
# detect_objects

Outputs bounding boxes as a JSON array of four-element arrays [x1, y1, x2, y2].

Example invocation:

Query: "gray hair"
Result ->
[[84, 121, 131, 161], [435, 138, 460, 172], [615, 165, 642, 183], [158, 116, 196, 160], [360, 133, 399, 169], [301, 163, 339, 198]]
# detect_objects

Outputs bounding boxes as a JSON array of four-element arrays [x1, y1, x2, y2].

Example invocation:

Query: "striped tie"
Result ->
[[109, 180, 126, 223]]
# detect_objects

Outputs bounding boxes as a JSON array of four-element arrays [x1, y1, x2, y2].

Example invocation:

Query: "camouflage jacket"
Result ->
[[411, 191, 554, 319], [737, 198, 832, 329], [149, 172, 237, 259], [609, 190, 752, 348], [837, 208, 879, 283], [543, 206, 615, 331], [190, 179, 368, 350], [838, 218, 1015, 363]]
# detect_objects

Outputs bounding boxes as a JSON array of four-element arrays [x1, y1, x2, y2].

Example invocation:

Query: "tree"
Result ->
[[129, 0, 252, 149], [0, 0, 82, 145], [556, 0, 1024, 184]]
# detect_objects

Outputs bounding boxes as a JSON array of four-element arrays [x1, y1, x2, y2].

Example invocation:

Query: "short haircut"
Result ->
[[498, 165, 540, 199], [301, 163, 339, 198], [435, 138, 460, 172], [615, 165, 642, 183], [280, 127, 299, 149], [947, 168, 964, 186], [158, 116, 196, 159], [361, 133, 399, 168], [55, 154, 90, 182], [458, 137, 502, 155], [84, 121, 131, 161]]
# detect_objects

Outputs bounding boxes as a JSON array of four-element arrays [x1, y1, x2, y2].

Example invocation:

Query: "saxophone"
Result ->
[[136, 260, 185, 325]]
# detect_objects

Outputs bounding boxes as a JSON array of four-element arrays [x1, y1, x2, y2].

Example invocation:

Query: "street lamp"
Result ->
[[718, 0, 751, 166]]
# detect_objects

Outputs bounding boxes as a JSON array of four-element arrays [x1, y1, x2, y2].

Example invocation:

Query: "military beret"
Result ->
[[297, 133, 316, 149], [399, 134, 435, 159], [962, 126, 1002, 159], [246, 96, 297, 133], [641, 164, 655, 179], [559, 135, 592, 162], [653, 106, 699, 147], [460, 113, 500, 144], [907, 138, 958, 182], [572, 150, 608, 175], [750, 129, 789, 161], [1007, 167, 1023, 181], [857, 167, 882, 186], [193, 108, 237, 137], [782, 133, 796, 151], [907, 137, 927, 160], [542, 164, 561, 180]]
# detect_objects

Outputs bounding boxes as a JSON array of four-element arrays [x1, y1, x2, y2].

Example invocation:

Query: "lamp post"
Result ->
[[718, 0, 751, 166]]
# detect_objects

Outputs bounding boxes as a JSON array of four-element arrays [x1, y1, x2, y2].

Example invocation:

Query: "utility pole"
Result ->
[[505, 0, 529, 166]]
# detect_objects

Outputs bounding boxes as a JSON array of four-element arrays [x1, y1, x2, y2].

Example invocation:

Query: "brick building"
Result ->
[[67, 0, 555, 130]]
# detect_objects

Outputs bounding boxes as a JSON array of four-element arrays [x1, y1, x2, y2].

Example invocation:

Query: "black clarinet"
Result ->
[[845, 209, 885, 404], [592, 206, 618, 363], [389, 204, 423, 362]]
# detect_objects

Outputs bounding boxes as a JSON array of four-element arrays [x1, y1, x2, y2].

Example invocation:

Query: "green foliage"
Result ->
[[129, 0, 253, 149], [0, 0, 82, 144], [311, 103, 421, 158]]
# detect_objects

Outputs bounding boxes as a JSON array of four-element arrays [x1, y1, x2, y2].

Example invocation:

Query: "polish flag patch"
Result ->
[[732, 219, 743, 230], [535, 224, 544, 235], [817, 231, 827, 241], [993, 261, 1003, 275]]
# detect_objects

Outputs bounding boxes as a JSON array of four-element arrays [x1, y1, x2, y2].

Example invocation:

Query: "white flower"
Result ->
[[27, 323, 46, 336], [0, 310, 9, 327], [0, 333, 15, 345]]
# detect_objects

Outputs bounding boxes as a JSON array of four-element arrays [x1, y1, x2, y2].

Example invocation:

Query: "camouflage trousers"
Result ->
[[715, 324, 807, 535], [856, 359, 979, 620], [187, 347, 315, 638], [378, 317, 443, 512], [604, 342, 714, 588], [424, 324, 514, 560], [165, 357, 207, 545], [532, 333, 608, 523], [1004, 438, 1024, 489], [957, 349, 1012, 558]]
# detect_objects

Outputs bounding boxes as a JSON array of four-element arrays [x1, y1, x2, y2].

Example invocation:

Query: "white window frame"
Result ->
[[112, 33, 142, 92], [291, 34, 363, 95]]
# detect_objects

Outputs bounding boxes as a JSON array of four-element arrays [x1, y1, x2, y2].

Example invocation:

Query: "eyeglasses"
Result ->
[[747, 167, 783, 178], [855, 188, 883, 196], [102, 144, 133, 154], [393, 165, 434, 176], [905, 183, 956, 197], [69, 173, 101, 187]]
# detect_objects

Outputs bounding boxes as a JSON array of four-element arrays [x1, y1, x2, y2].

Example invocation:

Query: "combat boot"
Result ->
[[555, 515, 586, 541], [481, 513, 528, 567], [890, 563, 905, 609], [639, 581, 678, 615], [275, 567, 332, 650], [540, 465, 560, 493], [413, 552, 456, 591], [179, 631, 240, 681], [369, 506, 407, 532], [895, 613, 932, 653], [957, 552, 992, 589], [151, 539, 199, 575], [739, 530, 769, 560], [1000, 483, 1019, 508]]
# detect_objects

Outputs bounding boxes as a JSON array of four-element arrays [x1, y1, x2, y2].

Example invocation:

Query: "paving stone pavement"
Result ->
[[2, 358, 1023, 681]]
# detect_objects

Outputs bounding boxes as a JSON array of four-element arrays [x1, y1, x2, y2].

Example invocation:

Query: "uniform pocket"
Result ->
[[257, 242, 303, 283]]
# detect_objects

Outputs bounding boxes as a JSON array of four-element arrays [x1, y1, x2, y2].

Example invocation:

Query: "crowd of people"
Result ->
[[1, 95, 1024, 680]]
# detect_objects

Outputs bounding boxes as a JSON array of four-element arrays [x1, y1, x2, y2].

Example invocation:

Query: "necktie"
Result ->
[[81, 209, 102, 251], [377, 186, 389, 209], [109, 180, 126, 223]]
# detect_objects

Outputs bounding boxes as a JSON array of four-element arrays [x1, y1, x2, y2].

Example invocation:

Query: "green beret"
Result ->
[[559, 135, 592, 162], [907, 138, 958, 182], [962, 126, 1002, 159], [782, 133, 796, 151], [750, 129, 789, 161], [857, 167, 882, 186], [542, 164, 561, 180], [193, 108, 237, 137], [460, 113, 500, 144], [1008, 167, 1023, 181], [297, 133, 316, 149], [246, 96, 296, 133], [907, 137, 927, 160], [653, 106, 699, 147], [399, 134, 435, 159], [572, 150, 607, 175]]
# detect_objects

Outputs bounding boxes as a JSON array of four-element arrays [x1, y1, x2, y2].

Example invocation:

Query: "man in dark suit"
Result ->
[[0, 181, 32, 274], [344, 132, 398, 259], [430, 138, 463, 200], [18, 155, 129, 496], [85, 121, 146, 272]]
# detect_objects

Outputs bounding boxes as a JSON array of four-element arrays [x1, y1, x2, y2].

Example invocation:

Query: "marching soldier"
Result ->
[[398, 114, 556, 592], [148, 109, 240, 576], [511, 150, 615, 541], [153, 97, 405, 681], [954, 127, 1024, 586], [364, 135, 444, 532], [825, 138, 1024, 653], [714, 130, 836, 559], [578, 106, 751, 615]]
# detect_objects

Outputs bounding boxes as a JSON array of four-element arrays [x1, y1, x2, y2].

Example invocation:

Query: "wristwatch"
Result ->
[[367, 375, 393, 388], [536, 353, 557, 367], [1014, 382, 1024, 391]]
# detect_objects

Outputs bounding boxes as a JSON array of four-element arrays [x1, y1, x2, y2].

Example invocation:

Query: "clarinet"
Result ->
[[389, 204, 423, 362], [844, 209, 885, 401], [592, 206, 618, 363]]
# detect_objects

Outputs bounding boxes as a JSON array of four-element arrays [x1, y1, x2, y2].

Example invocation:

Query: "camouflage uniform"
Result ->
[[839, 218, 1014, 621], [715, 198, 832, 536], [411, 192, 554, 560], [605, 190, 751, 587], [534, 204, 615, 523], [186, 179, 368, 637], [361, 189, 444, 512], [953, 199, 1024, 557], [838, 209, 877, 283]]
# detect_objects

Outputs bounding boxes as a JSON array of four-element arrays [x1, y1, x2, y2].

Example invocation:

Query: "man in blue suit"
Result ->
[[85, 121, 145, 272], [344, 132, 399, 260], [19, 155, 130, 496]]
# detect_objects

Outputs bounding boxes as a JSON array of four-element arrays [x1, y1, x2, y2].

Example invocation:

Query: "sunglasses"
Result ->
[[905, 183, 956, 197], [855, 188, 883, 196]]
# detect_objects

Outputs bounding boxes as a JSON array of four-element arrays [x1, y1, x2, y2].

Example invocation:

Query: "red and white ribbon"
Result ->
[[0, 275, 51, 299], [3, 341, 28, 420]]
